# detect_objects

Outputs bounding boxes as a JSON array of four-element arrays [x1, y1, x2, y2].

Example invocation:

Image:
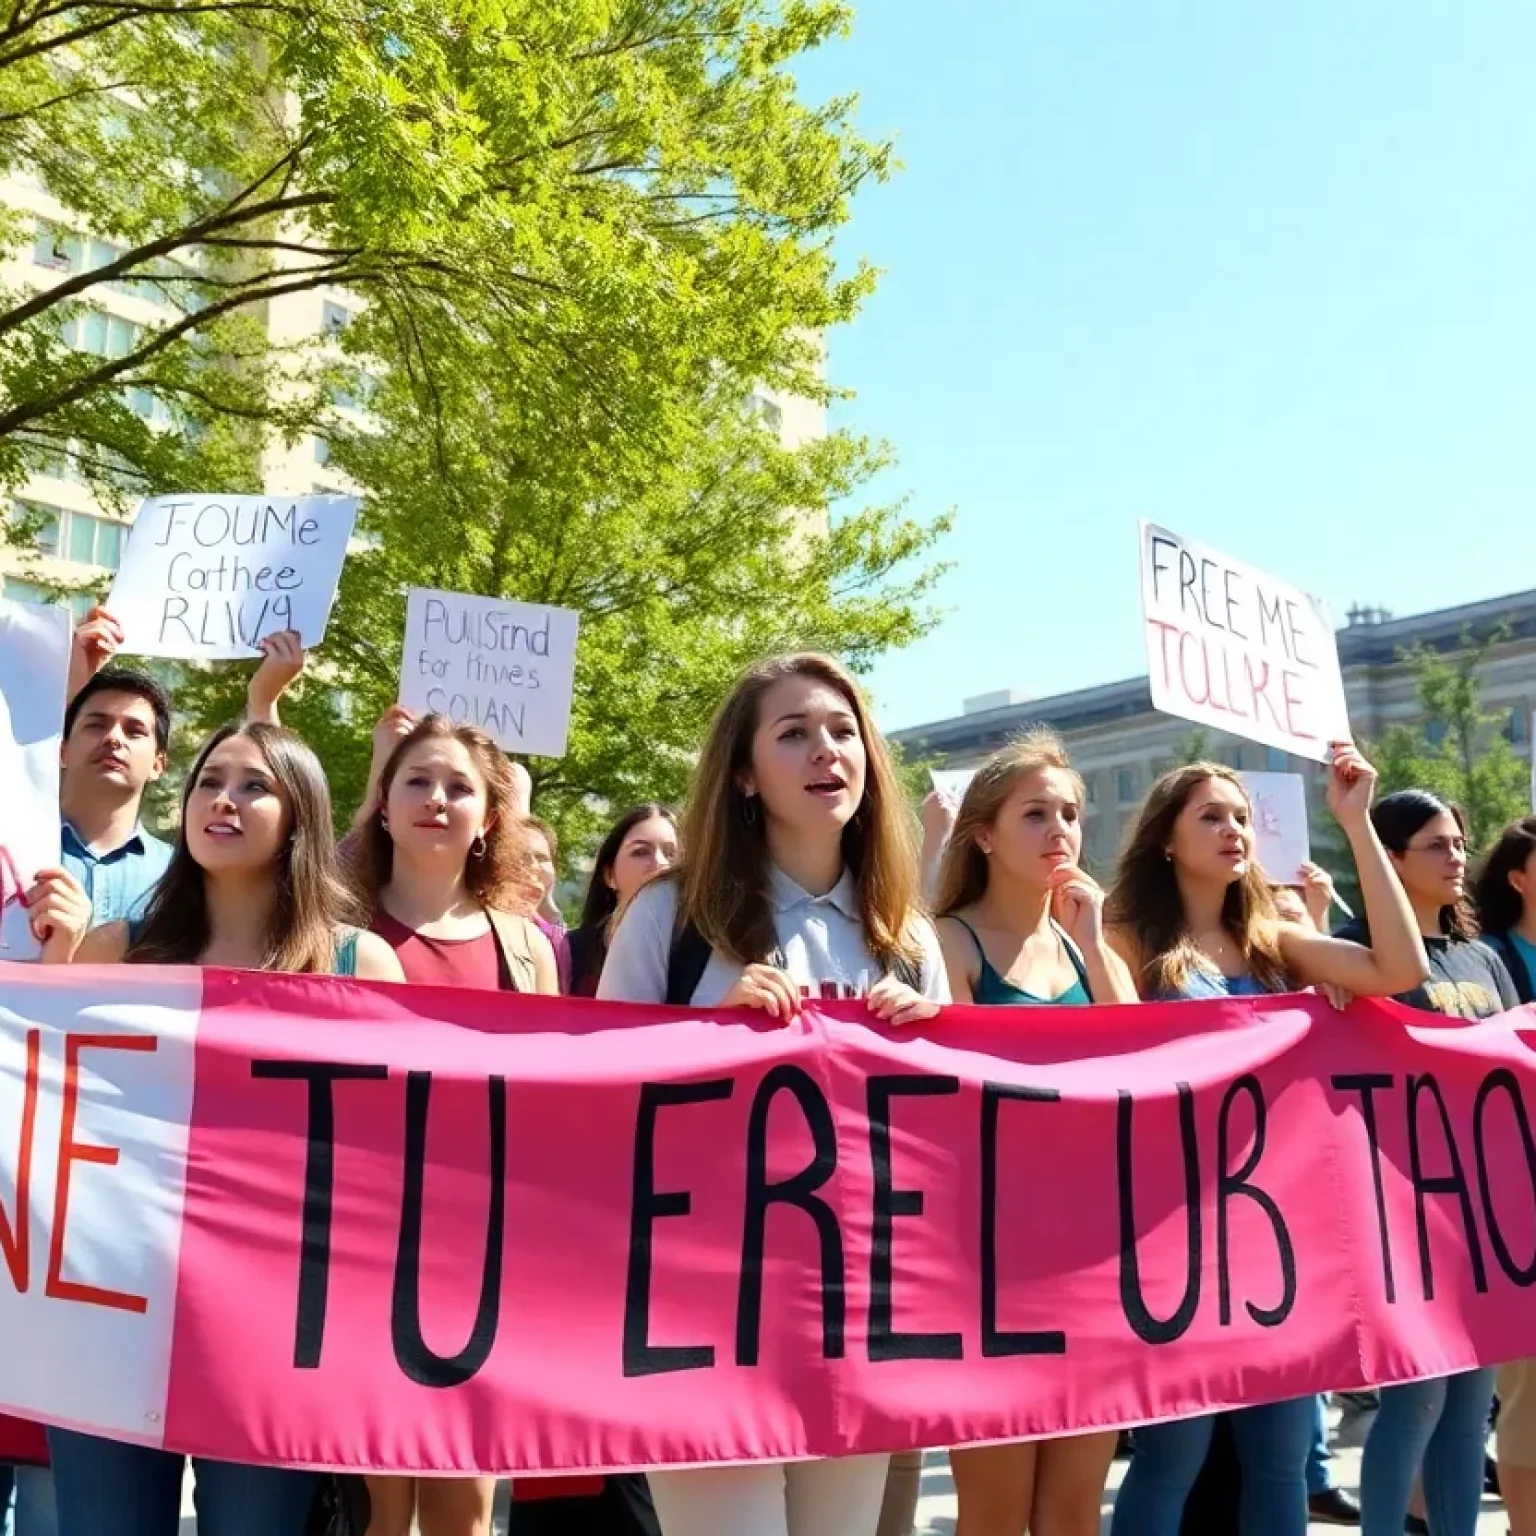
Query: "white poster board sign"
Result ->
[[399, 587, 579, 757], [1139, 522, 1349, 763], [107, 495, 358, 659], [1237, 771, 1310, 885], [929, 768, 976, 802], [0, 597, 71, 957]]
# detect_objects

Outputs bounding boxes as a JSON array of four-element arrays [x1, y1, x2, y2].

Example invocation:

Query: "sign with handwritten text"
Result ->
[[1238, 771, 1310, 885], [1139, 523, 1349, 763], [399, 587, 579, 757], [108, 495, 357, 660], [0, 596, 70, 957]]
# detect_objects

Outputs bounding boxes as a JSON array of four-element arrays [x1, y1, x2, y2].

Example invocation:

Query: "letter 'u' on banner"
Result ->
[[1139, 522, 1350, 763]]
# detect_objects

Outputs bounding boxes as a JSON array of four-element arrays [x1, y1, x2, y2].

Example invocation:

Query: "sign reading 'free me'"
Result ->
[[1139, 522, 1350, 762]]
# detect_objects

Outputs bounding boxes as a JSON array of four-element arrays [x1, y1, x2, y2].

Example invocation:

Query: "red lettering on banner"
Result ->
[[1244, 655, 1283, 731], [46, 1032, 156, 1313], [0, 1028, 40, 1291]]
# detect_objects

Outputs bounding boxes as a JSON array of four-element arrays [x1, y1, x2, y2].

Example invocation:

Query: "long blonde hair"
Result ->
[[675, 652, 922, 968], [934, 729, 1084, 916], [1105, 761, 1284, 996]]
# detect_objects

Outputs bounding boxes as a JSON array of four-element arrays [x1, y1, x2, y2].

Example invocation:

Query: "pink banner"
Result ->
[[4, 964, 1536, 1475]]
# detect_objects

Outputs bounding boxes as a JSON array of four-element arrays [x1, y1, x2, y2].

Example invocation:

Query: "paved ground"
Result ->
[[168, 1401, 1510, 1533]]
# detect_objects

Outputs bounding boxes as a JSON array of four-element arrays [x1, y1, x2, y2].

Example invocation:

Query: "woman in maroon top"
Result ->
[[348, 713, 557, 1534]]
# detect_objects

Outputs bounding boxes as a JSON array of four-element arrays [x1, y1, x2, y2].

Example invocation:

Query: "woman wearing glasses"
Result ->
[[1333, 789, 1518, 1536]]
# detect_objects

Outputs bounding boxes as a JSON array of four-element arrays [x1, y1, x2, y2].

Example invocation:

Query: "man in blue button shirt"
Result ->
[[58, 664, 174, 926]]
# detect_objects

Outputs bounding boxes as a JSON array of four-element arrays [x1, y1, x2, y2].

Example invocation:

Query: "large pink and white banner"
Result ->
[[3, 963, 1536, 1476]]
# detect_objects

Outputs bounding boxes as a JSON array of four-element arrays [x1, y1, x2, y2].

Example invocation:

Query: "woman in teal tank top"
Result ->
[[932, 730, 1138, 1536]]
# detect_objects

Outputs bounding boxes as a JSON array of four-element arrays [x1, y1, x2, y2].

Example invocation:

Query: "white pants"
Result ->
[[648, 1455, 891, 1536]]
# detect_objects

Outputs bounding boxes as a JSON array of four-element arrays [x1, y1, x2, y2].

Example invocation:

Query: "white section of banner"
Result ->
[[0, 963, 200, 1443]]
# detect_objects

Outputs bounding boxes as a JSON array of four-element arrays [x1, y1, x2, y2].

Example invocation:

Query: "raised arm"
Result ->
[[246, 630, 306, 726], [1276, 746, 1429, 997]]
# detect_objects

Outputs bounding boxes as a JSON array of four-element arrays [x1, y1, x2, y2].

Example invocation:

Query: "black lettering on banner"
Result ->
[[980, 1083, 1066, 1357], [623, 1078, 734, 1378], [249, 1059, 389, 1369], [1331, 1074, 1396, 1302], [393, 1071, 507, 1388], [1215, 1074, 1296, 1327], [1118, 1084, 1201, 1345], [737, 1065, 844, 1365], [868, 1074, 963, 1361], [1472, 1068, 1536, 1286], [1407, 1073, 1488, 1301]]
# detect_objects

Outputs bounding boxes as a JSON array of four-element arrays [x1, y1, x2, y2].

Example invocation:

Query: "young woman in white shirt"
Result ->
[[598, 652, 948, 1536]]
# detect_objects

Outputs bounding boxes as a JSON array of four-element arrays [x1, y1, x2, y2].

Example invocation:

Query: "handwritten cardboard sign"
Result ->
[[1139, 522, 1349, 763], [1238, 771, 1310, 886], [0, 597, 71, 957], [107, 495, 358, 660], [399, 587, 579, 757]]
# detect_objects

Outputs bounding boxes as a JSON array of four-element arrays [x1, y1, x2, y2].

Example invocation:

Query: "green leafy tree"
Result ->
[[174, 382, 949, 850], [0, 0, 888, 542], [1367, 624, 1529, 852]]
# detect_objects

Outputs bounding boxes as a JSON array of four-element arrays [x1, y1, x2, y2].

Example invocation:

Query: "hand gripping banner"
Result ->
[[3, 962, 1536, 1475]]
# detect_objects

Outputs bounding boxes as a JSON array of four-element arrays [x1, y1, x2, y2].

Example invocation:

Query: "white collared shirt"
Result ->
[[597, 865, 949, 1007]]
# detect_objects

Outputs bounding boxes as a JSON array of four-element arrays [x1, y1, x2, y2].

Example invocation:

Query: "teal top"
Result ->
[[950, 916, 1092, 1007], [126, 921, 360, 975], [1509, 930, 1536, 990]]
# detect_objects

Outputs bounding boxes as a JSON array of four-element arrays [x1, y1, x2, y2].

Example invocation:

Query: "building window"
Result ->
[[68, 310, 140, 359], [33, 220, 80, 272], [13, 499, 61, 557], [323, 301, 351, 336], [1117, 766, 1141, 804], [1425, 719, 1449, 748], [1266, 746, 1288, 771], [748, 393, 784, 433], [1507, 707, 1530, 747], [1084, 775, 1098, 807], [12, 501, 123, 569], [66, 510, 123, 569], [3, 578, 51, 606]]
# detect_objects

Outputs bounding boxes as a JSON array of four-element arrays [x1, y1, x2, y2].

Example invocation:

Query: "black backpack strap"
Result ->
[[665, 919, 714, 1006]]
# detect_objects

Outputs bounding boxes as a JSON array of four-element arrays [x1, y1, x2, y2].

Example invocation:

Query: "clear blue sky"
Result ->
[[798, 5, 1536, 733]]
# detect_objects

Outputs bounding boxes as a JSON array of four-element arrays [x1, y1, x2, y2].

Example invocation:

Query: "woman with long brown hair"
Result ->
[[567, 804, 680, 995], [1104, 746, 1426, 1536], [347, 711, 558, 1536], [598, 652, 947, 1536], [31, 721, 403, 1536], [932, 729, 1135, 1536]]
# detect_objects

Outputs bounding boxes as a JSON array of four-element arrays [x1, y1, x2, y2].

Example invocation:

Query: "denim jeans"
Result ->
[[48, 1429, 319, 1536], [1360, 1370, 1497, 1536], [1111, 1397, 1313, 1536], [1306, 1395, 1333, 1496]]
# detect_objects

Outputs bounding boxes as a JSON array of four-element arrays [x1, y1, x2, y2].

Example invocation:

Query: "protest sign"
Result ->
[[929, 768, 975, 801], [1238, 771, 1311, 885], [1140, 522, 1349, 763], [3, 968, 1536, 1473], [107, 495, 358, 660], [399, 587, 579, 756], [0, 597, 70, 958]]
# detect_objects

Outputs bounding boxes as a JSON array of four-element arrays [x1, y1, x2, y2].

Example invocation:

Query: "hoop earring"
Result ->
[[471, 833, 487, 858], [742, 796, 759, 828]]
